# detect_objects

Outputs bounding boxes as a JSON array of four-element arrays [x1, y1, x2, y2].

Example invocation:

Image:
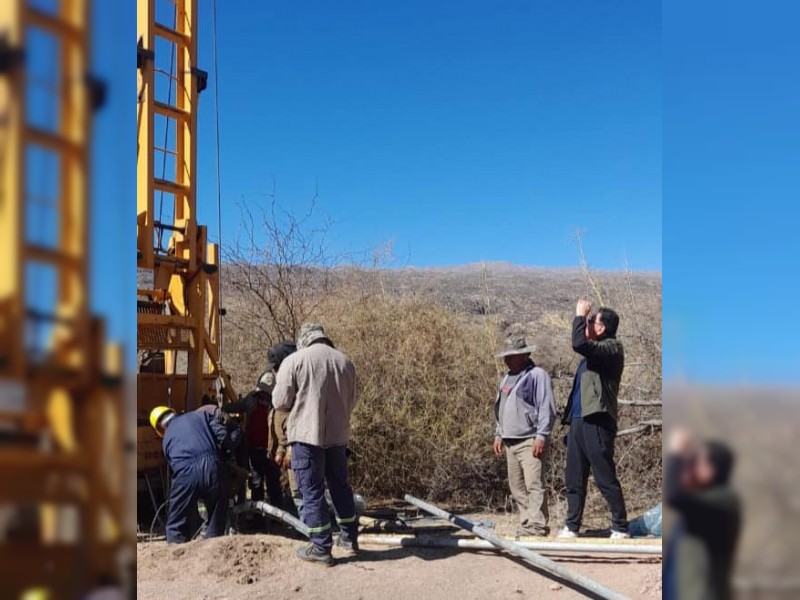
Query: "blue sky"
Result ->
[[188, 1, 662, 271], [663, 1, 800, 384], [78, 1, 799, 384]]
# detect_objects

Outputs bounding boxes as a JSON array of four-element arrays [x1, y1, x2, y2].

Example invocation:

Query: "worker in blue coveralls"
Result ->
[[149, 405, 242, 543]]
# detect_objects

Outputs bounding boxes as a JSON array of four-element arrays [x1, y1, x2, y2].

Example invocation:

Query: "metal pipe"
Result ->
[[359, 534, 661, 555], [404, 494, 629, 600], [233, 500, 309, 537]]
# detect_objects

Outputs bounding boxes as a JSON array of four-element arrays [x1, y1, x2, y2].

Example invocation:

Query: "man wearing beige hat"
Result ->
[[493, 336, 556, 537], [273, 323, 359, 566]]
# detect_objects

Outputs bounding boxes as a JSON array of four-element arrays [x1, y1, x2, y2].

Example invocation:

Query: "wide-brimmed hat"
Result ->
[[495, 335, 536, 358], [297, 323, 331, 349]]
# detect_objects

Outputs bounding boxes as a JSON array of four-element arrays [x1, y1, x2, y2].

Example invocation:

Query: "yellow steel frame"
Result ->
[[0, 1, 129, 598], [137, 0, 235, 470]]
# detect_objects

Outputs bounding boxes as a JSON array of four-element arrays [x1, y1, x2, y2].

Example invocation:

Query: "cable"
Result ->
[[211, 0, 225, 362], [148, 499, 169, 541], [148, 498, 204, 541]]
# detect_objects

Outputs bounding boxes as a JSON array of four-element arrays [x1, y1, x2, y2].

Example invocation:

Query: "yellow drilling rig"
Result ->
[[136, 0, 238, 522], [0, 1, 131, 598]]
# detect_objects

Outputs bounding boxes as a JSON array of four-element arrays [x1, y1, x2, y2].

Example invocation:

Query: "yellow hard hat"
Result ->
[[149, 405, 175, 436]]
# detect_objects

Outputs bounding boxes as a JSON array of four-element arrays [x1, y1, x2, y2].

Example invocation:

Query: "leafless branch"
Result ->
[[617, 420, 662, 437], [574, 228, 605, 305], [222, 194, 339, 347]]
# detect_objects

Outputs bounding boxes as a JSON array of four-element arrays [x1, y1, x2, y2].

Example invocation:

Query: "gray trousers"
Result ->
[[505, 437, 549, 535]]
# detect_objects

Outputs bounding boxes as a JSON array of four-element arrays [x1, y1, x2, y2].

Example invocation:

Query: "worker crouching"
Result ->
[[272, 323, 359, 566], [149, 405, 243, 543]]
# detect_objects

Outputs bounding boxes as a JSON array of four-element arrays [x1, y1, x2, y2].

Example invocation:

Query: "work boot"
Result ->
[[296, 544, 334, 567], [336, 534, 359, 556]]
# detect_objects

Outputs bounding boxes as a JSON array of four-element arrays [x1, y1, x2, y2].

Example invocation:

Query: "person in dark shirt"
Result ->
[[223, 382, 283, 509], [560, 298, 628, 539], [665, 428, 741, 600], [149, 406, 242, 543]]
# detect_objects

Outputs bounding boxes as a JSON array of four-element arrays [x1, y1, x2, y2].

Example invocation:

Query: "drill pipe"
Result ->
[[358, 534, 661, 555], [233, 500, 309, 537], [404, 494, 629, 600]]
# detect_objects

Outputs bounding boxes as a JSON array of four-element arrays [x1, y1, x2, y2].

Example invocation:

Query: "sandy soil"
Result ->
[[137, 532, 661, 600]]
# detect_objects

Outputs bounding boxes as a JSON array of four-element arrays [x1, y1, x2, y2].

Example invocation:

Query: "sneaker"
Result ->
[[557, 526, 579, 539], [296, 544, 334, 566], [609, 530, 630, 540], [336, 535, 359, 555]]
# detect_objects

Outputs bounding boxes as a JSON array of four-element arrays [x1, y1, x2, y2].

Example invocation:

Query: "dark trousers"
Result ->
[[565, 415, 628, 533], [234, 443, 249, 505], [291, 442, 357, 552], [166, 455, 229, 543], [248, 447, 284, 507]]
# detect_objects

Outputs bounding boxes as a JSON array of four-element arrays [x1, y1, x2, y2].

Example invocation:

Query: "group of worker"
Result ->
[[148, 298, 641, 563], [149, 323, 359, 565], [146, 299, 742, 597], [496, 299, 741, 598]]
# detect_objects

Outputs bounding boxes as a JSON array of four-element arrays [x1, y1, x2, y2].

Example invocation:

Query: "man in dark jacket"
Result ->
[[559, 298, 628, 538], [150, 405, 242, 543], [664, 428, 741, 600]]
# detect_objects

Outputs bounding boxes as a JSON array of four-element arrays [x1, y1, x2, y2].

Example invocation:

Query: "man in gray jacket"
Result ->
[[493, 336, 556, 537], [272, 323, 358, 566]]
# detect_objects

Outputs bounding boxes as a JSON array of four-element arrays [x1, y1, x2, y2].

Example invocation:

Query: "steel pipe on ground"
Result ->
[[233, 500, 309, 537], [358, 534, 661, 555], [404, 494, 629, 600]]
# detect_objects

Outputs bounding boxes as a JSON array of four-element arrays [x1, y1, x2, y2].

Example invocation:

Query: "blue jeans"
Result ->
[[291, 442, 357, 552]]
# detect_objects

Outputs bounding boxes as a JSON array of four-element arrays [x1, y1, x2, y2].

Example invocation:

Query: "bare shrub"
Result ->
[[224, 198, 337, 339]]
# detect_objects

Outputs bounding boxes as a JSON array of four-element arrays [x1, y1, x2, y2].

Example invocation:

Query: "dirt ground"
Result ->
[[137, 528, 661, 600]]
